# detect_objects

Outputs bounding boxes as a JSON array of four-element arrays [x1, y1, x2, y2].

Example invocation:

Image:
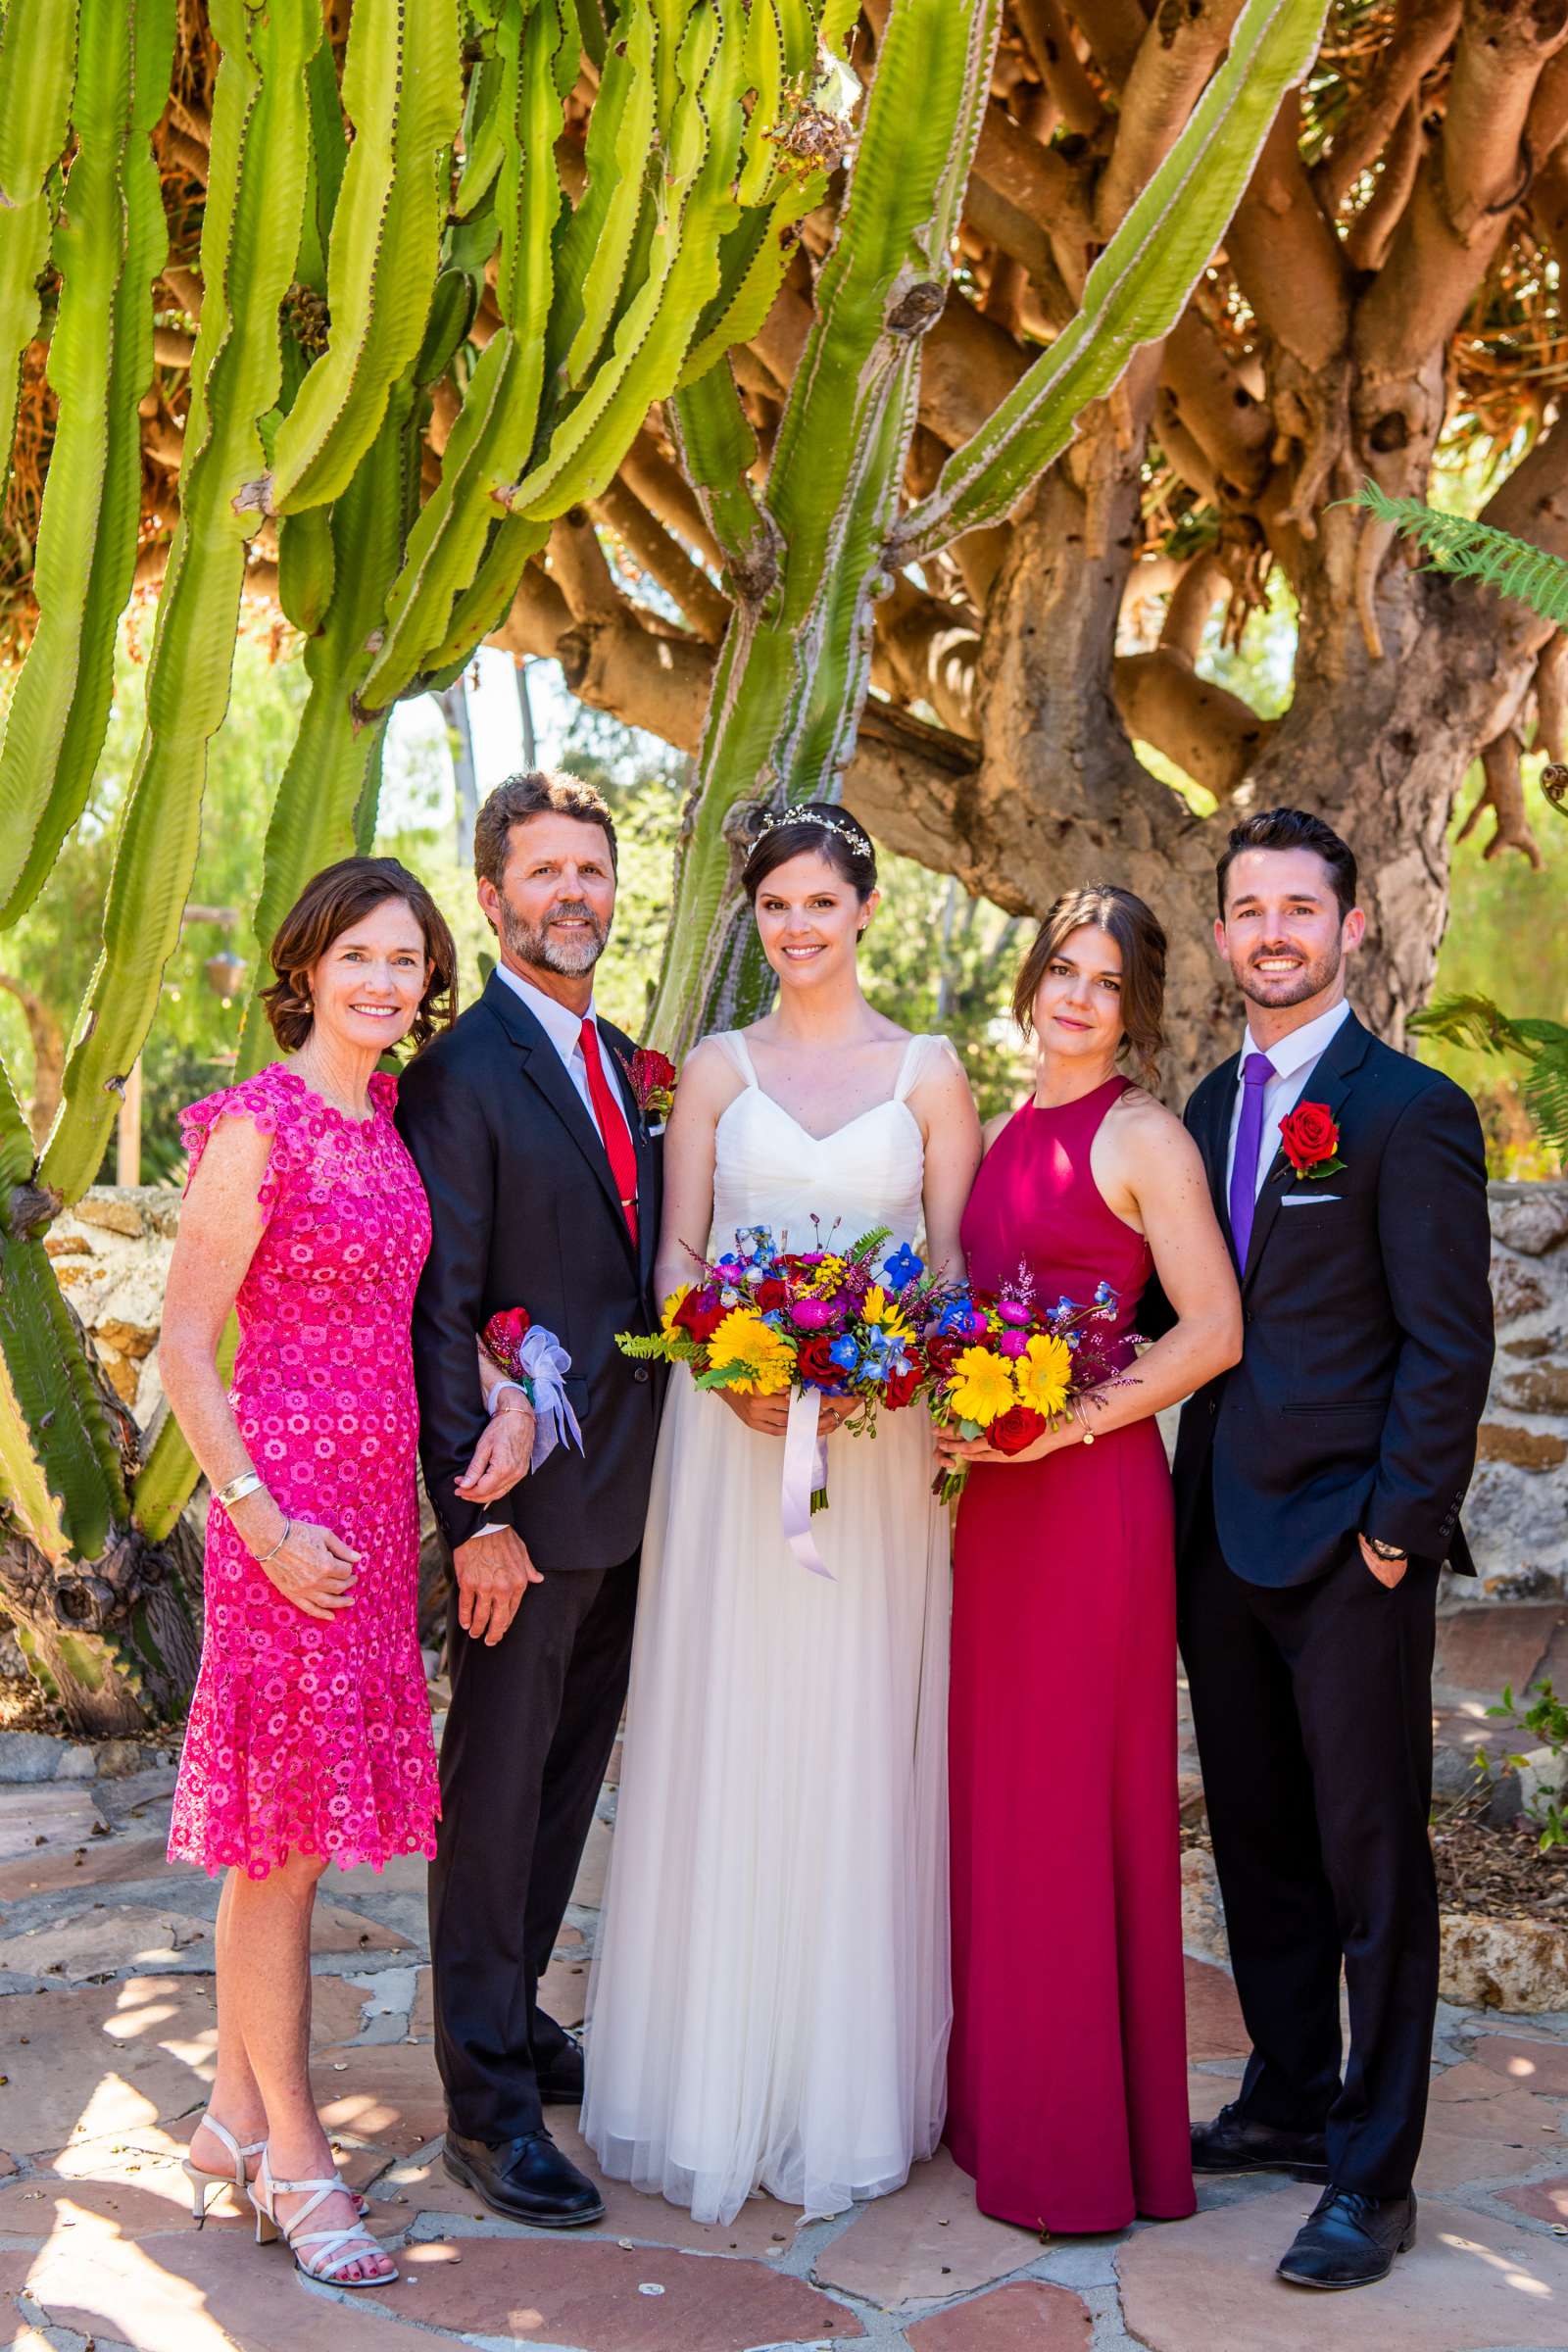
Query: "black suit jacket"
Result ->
[[395, 971, 664, 1570], [1170, 1009, 1494, 1588]]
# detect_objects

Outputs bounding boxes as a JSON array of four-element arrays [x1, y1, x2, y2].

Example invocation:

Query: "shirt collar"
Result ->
[[495, 961, 595, 1055], [1239, 996, 1351, 1086]]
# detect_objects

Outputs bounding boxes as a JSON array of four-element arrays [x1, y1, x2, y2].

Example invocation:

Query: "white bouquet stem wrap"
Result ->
[[781, 1386, 833, 1580]]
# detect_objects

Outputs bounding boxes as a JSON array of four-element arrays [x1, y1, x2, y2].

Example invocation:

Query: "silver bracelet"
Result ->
[[216, 1469, 264, 1508], [256, 1517, 292, 1564]]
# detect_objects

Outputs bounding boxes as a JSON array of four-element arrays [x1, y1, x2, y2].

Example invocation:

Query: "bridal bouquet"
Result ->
[[618, 1222, 947, 1574], [925, 1275, 1133, 1504]]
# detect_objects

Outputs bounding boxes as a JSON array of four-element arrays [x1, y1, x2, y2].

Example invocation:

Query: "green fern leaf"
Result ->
[[1348, 481, 1568, 627]]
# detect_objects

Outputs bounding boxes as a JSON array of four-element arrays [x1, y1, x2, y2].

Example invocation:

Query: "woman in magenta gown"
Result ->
[[940, 885, 1243, 2235]]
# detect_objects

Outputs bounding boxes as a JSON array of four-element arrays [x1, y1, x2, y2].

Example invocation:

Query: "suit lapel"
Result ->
[[1242, 1008, 1371, 1291], [1196, 1055, 1238, 1239], [483, 972, 638, 1265]]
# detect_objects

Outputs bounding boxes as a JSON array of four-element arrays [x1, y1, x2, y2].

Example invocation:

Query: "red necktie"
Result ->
[[578, 1017, 638, 1247]]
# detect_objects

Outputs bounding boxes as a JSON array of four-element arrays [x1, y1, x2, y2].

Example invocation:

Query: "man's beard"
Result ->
[[500, 897, 610, 977], [1237, 937, 1342, 1010]]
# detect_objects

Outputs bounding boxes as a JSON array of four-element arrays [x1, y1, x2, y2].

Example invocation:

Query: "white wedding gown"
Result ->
[[581, 1031, 953, 2225]]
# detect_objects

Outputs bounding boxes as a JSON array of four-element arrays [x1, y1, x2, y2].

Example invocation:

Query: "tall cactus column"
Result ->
[[648, 0, 1331, 1054]]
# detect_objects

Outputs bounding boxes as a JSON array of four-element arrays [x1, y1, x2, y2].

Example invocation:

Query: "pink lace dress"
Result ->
[[167, 1063, 441, 1880]]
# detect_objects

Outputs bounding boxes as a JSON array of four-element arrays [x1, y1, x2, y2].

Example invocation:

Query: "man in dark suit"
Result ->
[[1172, 807, 1493, 2289], [396, 769, 663, 2228]]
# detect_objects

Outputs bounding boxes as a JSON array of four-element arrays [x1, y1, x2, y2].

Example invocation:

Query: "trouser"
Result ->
[[429, 1549, 638, 2143], [1177, 1475, 1439, 2198]]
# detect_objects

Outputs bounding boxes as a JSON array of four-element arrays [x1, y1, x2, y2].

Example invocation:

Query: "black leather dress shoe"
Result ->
[[534, 2031, 585, 2104], [1190, 2101, 1329, 2180], [1277, 2187, 1417, 2288], [443, 2130, 606, 2228]]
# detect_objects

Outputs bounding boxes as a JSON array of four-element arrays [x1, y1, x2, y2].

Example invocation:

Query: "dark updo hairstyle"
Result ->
[[262, 856, 458, 1054], [1010, 883, 1167, 1087], [740, 800, 878, 906]]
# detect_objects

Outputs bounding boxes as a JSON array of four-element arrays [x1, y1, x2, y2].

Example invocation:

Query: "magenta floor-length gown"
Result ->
[[946, 1076, 1195, 2233]]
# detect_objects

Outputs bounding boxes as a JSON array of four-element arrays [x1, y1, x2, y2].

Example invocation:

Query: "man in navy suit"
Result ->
[[397, 770, 663, 2230], [1171, 808, 1493, 2289]]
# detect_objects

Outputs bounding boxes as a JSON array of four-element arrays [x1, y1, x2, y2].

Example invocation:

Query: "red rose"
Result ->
[[755, 1278, 788, 1312], [674, 1287, 727, 1344], [923, 1333, 964, 1376], [797, 1333, 845, 1389], [632, 1047, 677, 1090], [483, 1305, 532, 1367], [1279, 1100, 1342, 1175], [882, 1358, 924, 1410], [987, 1404, 1048, 1455]]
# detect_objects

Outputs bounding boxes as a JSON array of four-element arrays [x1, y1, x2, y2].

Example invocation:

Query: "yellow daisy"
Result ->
[[1015, 1333, 1073, 1419], [708, 1307, 796, 1396], [947, 1346, 1016, 1427], [861, 1285, 910, 1337]]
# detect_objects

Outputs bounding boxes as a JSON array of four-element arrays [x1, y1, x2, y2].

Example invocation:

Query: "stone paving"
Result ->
[[0, 1707, 1566, 2352]]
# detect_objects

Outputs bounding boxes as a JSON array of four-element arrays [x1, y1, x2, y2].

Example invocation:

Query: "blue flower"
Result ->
[[1056, 1295, 1075, 1317], [882, 1243, 924, 1289], [719, 1286, 741, 1307], [1094, 1280, 1114, 1305], [829, 1335, 860, 1372]]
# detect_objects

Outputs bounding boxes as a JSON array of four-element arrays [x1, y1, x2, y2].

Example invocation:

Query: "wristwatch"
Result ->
[[1365, 1535, 1407, 1562]]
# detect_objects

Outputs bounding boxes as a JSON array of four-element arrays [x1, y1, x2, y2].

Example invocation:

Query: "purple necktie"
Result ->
[[1228, 1051, 1276, 1267]]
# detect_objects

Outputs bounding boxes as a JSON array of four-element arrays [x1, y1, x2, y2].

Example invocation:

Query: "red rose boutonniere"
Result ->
[[626, 1047, 677, 1127], [1279, 1101, 1345, 1180]]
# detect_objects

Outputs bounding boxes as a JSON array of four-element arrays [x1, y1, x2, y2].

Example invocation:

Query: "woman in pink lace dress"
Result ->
[[161, 858, 529, 2289]]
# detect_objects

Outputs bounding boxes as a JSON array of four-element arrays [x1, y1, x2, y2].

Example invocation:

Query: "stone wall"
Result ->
[[1471, 1182, 1568, 1602], [39, 1176, 1568, 1602]]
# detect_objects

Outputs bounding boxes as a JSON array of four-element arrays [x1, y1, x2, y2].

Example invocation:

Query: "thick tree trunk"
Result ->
[[1, 1510, 203, 1737]]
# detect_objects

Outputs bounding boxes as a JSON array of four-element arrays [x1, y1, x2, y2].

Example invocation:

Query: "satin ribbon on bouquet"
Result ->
[[781, 1386, 833, 1579], [514, 1325, 584, 1473]]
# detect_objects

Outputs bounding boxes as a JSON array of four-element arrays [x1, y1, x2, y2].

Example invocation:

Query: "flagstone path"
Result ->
[[1, 1698, 1565, 2352]]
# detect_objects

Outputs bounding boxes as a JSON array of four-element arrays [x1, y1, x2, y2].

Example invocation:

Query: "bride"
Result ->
[[581, 803, 981, 2226]]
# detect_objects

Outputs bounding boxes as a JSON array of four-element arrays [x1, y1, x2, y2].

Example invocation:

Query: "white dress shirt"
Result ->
[[494, 961, 610, 1140], [1224, 997, 1352, 1201]]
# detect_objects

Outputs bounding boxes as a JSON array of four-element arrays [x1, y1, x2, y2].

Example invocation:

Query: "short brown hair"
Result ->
[[1216, 806, 1357, 919], [473, 768, 618, 891], [1010, 884, 1167, 1086], [262, 857, 458, 1054]]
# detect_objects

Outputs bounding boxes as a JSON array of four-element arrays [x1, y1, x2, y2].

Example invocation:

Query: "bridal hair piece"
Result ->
[[741, 800, 878, 905], [751, 805, 873, 860]]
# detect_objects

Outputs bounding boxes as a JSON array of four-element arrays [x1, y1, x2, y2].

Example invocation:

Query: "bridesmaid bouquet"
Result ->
[[618, 1222, 947, 1575], [924, 1276, 1131, 1504]]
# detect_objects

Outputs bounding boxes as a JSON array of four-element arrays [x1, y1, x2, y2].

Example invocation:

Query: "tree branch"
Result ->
[[1313, 0, 1460, 215], [1013, 0, 1104, 134], [1066, 0, 1152, 92], [1343, 95, 1424, 273], [1225, 96, 1351, 372], [589, 476, 731, 643], [1112, 648, 1271, 794], [1161, 307, 1272, 502], [1096, 0, 1247, 240], [1442, 0, 1568, 241]]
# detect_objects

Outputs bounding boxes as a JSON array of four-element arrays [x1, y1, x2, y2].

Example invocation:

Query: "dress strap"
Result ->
[[715, 1030, 760, 1087], [894, 1034, 951, 1102]]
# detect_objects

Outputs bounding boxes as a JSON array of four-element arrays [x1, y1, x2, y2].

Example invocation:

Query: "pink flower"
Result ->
[[998, 1330, 1029, 1358], [790, 1298, 834, 1330]]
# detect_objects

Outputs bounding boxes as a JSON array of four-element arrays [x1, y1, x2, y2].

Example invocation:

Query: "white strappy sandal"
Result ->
[[181, 2112, 267, 2225], [249, 2149, 398, 2288]]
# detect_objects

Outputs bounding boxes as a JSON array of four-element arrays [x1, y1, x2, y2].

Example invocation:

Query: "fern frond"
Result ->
[[1348, 481, 1568, 628], [1410, 993, 1568, 1155]]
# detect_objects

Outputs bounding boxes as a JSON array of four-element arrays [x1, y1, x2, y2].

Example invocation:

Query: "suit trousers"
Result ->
[[1176, 1474, 1439, 2198], [430, 1550, 639, 2143]]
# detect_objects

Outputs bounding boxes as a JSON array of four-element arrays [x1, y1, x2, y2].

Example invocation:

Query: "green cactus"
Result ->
[[39, 0, 322, 1208], [0, 0, 174, 927], [648, 0, 1330, 1049], [0, 0, 78, 478], [0, 2, 1324, 1737]]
